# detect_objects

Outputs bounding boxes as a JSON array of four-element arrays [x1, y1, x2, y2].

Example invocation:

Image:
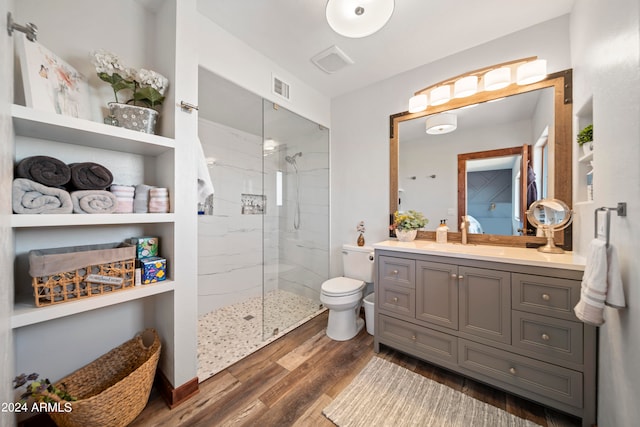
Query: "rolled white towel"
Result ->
[[12, 178, 73, 214], [71, 190, 117, 214]]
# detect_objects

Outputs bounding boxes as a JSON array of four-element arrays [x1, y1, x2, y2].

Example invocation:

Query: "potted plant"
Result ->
[[389, 210, 428, 242], [577, 124, 593, 155], [91, 50, 169, 134], [13, 372, 76, 413]]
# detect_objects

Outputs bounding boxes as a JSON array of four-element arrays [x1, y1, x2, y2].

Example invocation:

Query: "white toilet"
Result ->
[[320, 244, 374, 341]]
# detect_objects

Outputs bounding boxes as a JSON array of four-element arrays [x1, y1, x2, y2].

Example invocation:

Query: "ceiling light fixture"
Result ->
[[326, 0, 395, 38], [426, 113, 457, 135], [409, 57, 547, 113], [408, 94, 428, 113]]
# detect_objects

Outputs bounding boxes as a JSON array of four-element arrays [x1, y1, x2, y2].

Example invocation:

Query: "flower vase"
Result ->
[[582, 141, 593, 156], [395, 229, 417, 242], [357, 233, 365, 246], [108, 102, 158, 134]]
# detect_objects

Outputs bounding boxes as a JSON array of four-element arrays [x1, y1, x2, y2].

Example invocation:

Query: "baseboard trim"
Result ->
[[156, 370, 199, 409]]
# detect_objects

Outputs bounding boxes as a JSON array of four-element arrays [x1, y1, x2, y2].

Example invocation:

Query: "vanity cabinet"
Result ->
[[374, 249, 595, 427]]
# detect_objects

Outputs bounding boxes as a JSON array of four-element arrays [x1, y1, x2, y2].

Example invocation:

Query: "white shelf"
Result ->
[[578, 151, 594, 163], [12, 105, 175, 156], [11, 280, 176, 329], [11, 213, 175, 228]]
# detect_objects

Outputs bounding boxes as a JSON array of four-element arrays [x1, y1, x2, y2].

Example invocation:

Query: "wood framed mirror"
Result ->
[[389, 66, 572, 247]]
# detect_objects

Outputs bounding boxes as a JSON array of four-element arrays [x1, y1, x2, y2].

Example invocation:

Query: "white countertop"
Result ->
[[373, 240, 586, 271]]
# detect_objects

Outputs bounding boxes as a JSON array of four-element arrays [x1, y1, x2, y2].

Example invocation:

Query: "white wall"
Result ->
[[197, 14, 331, 129], [570, 1, 640, 425], [330, 16, 571, 276]]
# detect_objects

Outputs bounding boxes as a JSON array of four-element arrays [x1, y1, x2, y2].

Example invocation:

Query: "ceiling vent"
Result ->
[[311, 45, 354, 74], [272, 74, 290, 100]]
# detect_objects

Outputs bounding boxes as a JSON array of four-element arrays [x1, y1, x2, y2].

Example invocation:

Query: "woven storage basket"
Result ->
[[46, 329, 161, 427], [29, 243, 135, 307]]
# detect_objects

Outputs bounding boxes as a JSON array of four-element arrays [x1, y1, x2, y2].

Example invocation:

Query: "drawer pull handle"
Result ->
[[541, 333, 550, 341], [509, 367, 516, 375], [541, 293, 551, 301], [451, 273, 457, 279], [392, 270, 399, 275], [411, 334, 417, 341], [458, 275, 464, 280], [393, 297, 399, 303]]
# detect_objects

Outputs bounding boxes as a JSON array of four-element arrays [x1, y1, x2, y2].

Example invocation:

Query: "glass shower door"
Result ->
[[262, 100, 330, 339]]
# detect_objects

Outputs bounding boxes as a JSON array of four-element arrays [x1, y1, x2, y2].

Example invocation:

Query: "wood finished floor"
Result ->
[[25, 311, 581, 427]]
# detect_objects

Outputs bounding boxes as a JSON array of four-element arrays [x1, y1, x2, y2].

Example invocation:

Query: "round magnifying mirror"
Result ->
[[526, 198, 573, 253]]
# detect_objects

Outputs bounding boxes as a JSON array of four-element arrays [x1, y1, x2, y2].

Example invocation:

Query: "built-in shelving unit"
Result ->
[[11, 280, 176, 329], [8, 0, 199, 405], [575, 97, 594, 204]]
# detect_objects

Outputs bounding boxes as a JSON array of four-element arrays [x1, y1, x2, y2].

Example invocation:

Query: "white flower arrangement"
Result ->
[[91, 50, 168, 109], [356, 221, 365, 234]]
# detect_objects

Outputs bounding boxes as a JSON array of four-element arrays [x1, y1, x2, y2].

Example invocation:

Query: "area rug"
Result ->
[[323, 356, 542, 427]]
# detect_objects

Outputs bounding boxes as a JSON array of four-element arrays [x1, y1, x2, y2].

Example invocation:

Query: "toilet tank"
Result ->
[[342, 244, 374, 282]]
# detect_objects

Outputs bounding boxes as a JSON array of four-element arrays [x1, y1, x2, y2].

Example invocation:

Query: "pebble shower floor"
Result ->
[[197, 289, 325, 381]]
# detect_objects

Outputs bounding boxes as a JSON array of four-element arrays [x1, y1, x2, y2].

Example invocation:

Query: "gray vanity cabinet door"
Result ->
[[416, 261, 459, 330], [459, 267, 511, 344]]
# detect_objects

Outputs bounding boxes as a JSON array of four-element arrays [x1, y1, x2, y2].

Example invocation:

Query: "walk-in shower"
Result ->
[[285, 152, 302, 230], [196, 70, 329, 381]]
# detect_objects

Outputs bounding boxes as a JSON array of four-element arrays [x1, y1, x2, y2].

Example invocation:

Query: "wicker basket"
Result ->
[[29, 243, 135, 307], [46, 329, 161, 427]]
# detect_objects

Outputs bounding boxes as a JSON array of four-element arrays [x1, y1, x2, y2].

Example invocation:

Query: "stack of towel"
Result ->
[[110, 185, 135, 213], [134, 184, 154, 213], [574, 239, 626, 326], [149, 188, 169, 213]]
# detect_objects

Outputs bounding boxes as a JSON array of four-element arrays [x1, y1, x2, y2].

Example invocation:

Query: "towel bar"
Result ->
[[594, 202, 626, 247]]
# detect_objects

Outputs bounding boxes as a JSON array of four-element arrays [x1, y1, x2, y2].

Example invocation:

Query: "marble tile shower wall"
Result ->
[[197, 119, 277, 315], [196, 118, 329, 317], [275, 133, 329, 303]]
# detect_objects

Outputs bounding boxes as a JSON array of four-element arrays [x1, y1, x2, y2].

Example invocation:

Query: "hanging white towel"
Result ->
[[574, 239, 626, 326], [196, 137, 214, 206]]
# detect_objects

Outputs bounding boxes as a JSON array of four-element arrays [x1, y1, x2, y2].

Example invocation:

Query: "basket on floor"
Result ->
[[46, 329, 161, 427]]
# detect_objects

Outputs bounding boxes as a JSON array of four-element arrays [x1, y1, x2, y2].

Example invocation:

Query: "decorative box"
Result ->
[[139, 257, 166, 284], [128, 236, 158, 259]]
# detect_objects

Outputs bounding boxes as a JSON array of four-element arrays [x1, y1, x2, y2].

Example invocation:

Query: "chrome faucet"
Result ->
[[460, 216, 469, 245]]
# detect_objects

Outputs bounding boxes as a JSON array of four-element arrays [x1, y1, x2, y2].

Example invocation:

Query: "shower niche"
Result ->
[[196, 69, 329, 380]]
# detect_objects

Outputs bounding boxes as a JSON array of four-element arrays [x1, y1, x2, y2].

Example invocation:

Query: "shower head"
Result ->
[[285, 152, 302, 164]]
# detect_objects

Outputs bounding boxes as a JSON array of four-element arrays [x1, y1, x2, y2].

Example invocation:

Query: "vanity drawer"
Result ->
[[459, 339, 582, 408], [379, 283, 415, 317], [379, 315, 457, 365], [378, 256, 415, 289], [512, 311, 583, 364], [512, 273, 581, 321]]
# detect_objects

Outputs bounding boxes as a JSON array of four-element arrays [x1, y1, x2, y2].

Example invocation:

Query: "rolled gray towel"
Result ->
[[15, 155, 71, 187], [71, 190, 118, 214], [134, 184, 154, 213], [68, 162, 114, 190], [12, 178, 73, 214]]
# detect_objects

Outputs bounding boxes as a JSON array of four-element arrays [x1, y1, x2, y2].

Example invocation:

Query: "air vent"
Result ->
[[272, 75, 290, 100], [311, 45, 354, 74]]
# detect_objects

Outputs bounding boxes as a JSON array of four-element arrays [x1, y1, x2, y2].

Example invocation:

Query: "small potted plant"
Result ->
[[91, 50, 169, 134], [389, 210, 428, 242], [577, 124, 593, 155], [13, 372, 76, 413]]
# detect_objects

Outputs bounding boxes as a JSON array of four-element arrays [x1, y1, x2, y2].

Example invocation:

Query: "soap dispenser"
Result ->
[[436, 219, 449, 243]]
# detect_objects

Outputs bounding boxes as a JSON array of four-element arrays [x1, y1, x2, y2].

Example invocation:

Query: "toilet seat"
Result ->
[[321, 277, 364, 297]]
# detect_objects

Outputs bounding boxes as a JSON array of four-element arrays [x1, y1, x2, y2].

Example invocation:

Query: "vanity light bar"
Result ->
[[407, 57, 546, 113]]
